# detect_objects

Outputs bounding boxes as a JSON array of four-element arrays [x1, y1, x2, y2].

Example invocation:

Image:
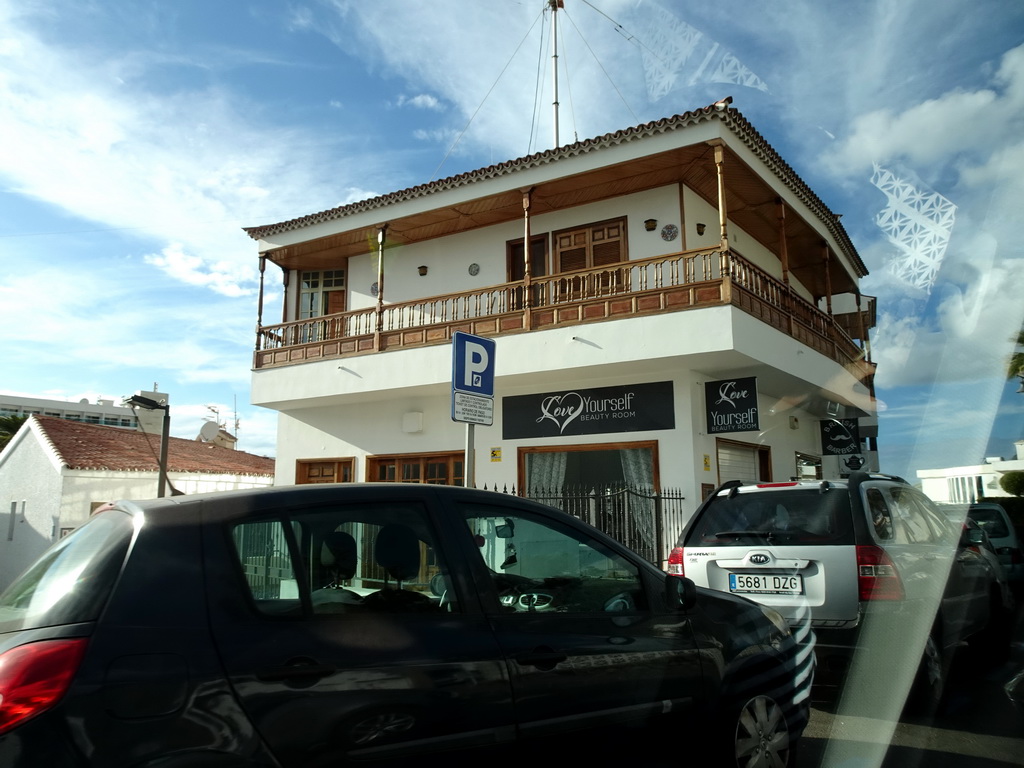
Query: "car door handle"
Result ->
[[257, 657, 335, 682], [516, 648, 568, 670]]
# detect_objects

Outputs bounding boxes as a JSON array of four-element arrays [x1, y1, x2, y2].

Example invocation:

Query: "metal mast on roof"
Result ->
[[550, 0, 563, 147]]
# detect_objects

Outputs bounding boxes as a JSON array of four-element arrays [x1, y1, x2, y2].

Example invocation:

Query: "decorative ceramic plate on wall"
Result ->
[[661, 224, 679, 241]]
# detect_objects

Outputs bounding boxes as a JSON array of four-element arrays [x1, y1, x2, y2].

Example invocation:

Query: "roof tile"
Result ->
[[33, 416, 275, 476]]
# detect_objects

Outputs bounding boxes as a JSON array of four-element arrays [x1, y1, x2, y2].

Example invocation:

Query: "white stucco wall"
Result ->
[[57, 470, 276, 531], [0, 426, 64, 588], [264, 305, 853, 524], [0, 420, 275, 591], [289, 183, 822, 317]]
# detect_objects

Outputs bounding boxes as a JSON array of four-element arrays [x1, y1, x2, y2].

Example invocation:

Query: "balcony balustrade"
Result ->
[[254, 247, 873, 382]]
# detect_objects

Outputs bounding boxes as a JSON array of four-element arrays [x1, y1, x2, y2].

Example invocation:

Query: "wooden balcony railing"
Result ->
[[254, 248, 873, 381]]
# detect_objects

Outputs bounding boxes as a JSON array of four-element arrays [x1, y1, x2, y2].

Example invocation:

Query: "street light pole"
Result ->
[[124, 394, 170, 498]]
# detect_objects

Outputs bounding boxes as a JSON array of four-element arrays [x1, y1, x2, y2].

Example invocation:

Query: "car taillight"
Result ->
[[667, 546, 686, 576], [0, 638, 88, 735], [856, 545, 903, 601]]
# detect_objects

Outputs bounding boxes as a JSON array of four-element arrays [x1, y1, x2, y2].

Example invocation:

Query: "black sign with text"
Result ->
[[502, 381, 675, 439], [704, 377, 760, 434], [820, 419, 861, 455]]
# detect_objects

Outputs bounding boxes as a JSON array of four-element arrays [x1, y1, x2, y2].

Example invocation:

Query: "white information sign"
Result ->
[[452, 391, 494, 426]]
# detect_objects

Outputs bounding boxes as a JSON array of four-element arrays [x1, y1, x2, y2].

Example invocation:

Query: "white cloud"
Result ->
[[396, 93, 443, 111], [143, 243, 257, 297]]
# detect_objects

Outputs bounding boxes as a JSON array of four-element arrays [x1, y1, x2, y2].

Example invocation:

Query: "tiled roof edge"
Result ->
[[243, 99, 866, 277], [242, 102, 729, 241]]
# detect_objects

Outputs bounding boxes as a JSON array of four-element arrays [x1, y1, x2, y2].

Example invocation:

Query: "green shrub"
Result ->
[[1000, 470, 1024, 498]]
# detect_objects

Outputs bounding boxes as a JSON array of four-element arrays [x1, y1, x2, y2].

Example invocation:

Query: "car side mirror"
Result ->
[[665, 574, 697, 611]]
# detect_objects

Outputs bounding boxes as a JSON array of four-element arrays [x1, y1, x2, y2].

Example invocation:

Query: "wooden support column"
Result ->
[[776, 198, 793, 336], [776, 199, 790, 286], [281, 267, 290, 324], [856, 291, 871, 362], [255, 255, 266, 352], [522, 187, 534, 330], [708, 140, 730, 282], [375, 224, 388, 349], [711, 141, 730, 252], [821, 242, 833, 315]]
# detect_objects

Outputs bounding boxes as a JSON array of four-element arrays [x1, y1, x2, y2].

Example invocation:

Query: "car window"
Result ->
[[459, 503, 646, 614], [230, 501, 456, 616], [969, 507, 1010, 539], [0, 509, 134, 633], [886, 487, 948, 545], [865, 488, 895, 540], [685, 488, 855, 546]]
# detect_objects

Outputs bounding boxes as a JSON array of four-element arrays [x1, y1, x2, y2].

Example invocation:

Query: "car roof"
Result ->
[[110, 483, 568, 526], [707, 472, 908, 496]]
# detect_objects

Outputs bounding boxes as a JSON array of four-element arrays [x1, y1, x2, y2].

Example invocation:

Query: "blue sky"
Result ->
[[1, 0, 1022, 481]]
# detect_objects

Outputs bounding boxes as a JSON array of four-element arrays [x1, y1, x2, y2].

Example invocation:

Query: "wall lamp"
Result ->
[[124, 394, 170, 498], [418, 265, 428, 276], [696, 222, 706, 236], [644, 218, 657, 231]]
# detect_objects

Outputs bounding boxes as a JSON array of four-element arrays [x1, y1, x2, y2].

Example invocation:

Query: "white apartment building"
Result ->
[[0, 393, 137, 429], [245, 100, 879, 544], [918, 441, 1024, 503]]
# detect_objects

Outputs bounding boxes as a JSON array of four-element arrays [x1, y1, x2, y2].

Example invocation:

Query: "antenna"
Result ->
[[550, 0, 562, 147]]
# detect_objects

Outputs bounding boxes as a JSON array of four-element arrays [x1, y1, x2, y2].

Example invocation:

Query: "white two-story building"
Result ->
[[245, 100, 878, 555]]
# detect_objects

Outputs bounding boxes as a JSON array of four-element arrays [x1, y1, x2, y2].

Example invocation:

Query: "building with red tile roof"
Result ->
[[0, 416, 275, 589]]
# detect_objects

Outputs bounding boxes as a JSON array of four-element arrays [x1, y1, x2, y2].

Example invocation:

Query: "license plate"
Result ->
[[728, 573, 803, 595]]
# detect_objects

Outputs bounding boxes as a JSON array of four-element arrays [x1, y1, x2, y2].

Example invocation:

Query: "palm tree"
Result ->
[[0, 414, 29, 452], [1010, 329, 1024, 385]]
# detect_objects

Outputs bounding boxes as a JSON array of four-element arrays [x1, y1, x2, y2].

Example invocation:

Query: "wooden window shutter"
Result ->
[[554, 218, 626, 273], [556, 231, 588, 272]]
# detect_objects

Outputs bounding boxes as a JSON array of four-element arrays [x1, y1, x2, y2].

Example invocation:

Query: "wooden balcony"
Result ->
[[254, 248, 874, 382]]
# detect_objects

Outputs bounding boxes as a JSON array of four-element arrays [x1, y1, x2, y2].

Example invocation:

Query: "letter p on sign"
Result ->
[[464, 342, 488, 388], [452, 332, 495, 397]]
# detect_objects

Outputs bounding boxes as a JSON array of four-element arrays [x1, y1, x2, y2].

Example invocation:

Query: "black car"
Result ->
[[0, 484, 813, 767]]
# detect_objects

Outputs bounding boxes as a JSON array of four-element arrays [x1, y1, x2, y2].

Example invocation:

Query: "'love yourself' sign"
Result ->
[[502, 382, 674, 439]]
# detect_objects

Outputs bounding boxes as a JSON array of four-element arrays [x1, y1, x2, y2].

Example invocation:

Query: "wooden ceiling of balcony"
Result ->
[[266, 142, 859, 298]]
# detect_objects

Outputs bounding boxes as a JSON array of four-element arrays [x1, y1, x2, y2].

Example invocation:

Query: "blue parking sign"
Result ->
[[452, 332, 495, 397]]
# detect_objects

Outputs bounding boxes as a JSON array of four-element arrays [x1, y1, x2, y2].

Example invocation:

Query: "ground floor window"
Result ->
[[297, 458, 355, 484], [519, 441, 659, 492], [368, 452, 464, 486], [716, 439, 771, 485]]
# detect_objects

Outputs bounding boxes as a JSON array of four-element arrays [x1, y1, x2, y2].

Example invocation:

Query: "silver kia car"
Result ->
[[668, 471, 1014, 713]]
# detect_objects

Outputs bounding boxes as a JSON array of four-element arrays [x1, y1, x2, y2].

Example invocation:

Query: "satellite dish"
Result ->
[[199, 421, 220, 442]]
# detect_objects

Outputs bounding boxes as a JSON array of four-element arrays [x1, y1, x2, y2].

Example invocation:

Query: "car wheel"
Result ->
[[907, 630, 947, 716], [729, 693, 792, 767], [973, 591, 1013, 663]]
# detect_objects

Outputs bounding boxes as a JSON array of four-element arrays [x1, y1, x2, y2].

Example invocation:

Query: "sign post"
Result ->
[[451, 332, 496, 487]]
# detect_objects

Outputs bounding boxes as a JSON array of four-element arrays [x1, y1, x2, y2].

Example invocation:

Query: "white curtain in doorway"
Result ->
[[620, 447, 656, 549], [526, 451, 568, 493]]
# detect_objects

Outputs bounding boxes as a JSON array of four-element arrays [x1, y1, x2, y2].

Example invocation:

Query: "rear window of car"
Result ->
[[0, 509, 134, 634], [969, 507, 1010, 538], [684, 488, 855, 546]]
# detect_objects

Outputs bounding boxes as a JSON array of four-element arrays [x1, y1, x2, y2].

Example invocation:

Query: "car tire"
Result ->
[[973, 590, 1013, 664], [907, 629, 947, 717], [724, 692, 794, 767]]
